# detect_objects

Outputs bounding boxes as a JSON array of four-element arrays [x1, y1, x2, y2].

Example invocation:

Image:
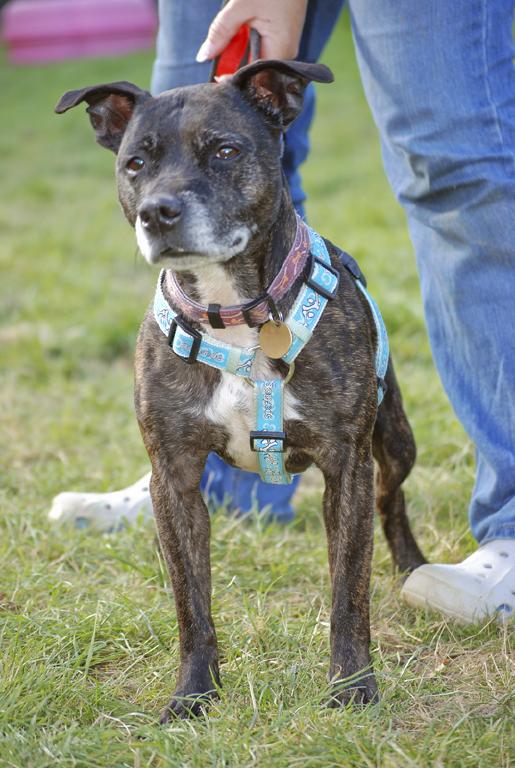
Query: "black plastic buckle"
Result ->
[[242, 293, 268, 327], [338, 248, 367, 287], [167, 316, 202, 364], [207, 303, 225, 329], [249, 430, 286, 452], [305, 254, 340, 300]]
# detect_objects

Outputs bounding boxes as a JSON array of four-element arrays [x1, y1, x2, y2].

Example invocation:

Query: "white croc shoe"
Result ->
[[401, 539, 515, 624], [48, 472, 153, 531]]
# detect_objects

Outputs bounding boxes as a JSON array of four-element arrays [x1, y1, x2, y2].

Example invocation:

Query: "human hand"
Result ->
[[196, 0, 309, 62]]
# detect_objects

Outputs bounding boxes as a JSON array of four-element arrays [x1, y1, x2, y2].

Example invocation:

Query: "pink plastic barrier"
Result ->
[[2, 0, 158, 64]]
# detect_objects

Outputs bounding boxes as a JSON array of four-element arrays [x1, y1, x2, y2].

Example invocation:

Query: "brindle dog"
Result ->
[[56, 60, 426, 720]]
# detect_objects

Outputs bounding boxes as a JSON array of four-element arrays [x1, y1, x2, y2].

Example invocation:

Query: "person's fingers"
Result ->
[[196, 0, 253, 62], [254, 1, 309, 60], [259, 28, 300, 60], [197, 0, 308, 63]]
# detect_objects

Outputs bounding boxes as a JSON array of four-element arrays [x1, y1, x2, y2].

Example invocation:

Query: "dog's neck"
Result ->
[[164, 190, 298, 316]]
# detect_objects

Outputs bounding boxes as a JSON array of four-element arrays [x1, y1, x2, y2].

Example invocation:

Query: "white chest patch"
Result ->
[[205, 367, 301, 471], [187, 265, 302, 471]]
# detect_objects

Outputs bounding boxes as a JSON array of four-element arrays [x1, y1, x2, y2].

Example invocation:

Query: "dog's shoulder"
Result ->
[[134, 304, 220, 417]]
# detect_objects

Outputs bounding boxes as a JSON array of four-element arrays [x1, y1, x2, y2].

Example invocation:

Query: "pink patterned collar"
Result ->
[[165, 215, 310, 328]]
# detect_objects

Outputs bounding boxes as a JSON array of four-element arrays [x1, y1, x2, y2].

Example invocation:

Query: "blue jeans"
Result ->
[[152, 0, 343, 520], [347, 0, 515, 543]]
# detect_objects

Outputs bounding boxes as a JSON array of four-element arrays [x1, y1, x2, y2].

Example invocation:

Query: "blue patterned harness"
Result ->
[[153, 226, 389, 484]]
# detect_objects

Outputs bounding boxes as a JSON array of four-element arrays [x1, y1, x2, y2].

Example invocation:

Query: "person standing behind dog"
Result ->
[[50, 0, 515, 624]]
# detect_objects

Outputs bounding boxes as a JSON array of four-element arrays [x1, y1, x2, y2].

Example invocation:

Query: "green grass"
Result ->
[[1, 16, 513, 768]]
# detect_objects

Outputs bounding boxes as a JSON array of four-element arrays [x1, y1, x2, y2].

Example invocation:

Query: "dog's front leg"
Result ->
[[149, 455, 220, 721], [321, 439, 378, 707]]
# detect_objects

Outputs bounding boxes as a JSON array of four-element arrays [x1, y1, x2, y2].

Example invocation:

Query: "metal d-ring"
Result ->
[[245, 361, 295, 388], [268, 310, 284, 326], [266, 295, 283, 325], [283, 361, 295, 384]]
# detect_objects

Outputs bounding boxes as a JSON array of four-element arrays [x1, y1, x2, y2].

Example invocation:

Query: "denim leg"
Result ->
[[150, 0, 342, 519], [349, 0, 515, 543], [284, 0, 345, 214], [151, 0, 218, 92], [200, 452, 299, 522]]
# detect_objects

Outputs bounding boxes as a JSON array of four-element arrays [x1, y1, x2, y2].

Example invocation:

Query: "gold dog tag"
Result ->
[[259, 321, 293, 359]]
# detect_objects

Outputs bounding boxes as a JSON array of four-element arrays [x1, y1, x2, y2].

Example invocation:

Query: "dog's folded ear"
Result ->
[[55, 82, 150, 153], [231, 60, 333, 130]]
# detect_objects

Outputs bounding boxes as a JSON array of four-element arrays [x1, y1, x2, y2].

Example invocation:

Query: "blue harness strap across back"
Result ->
[[153, 226, 389, 484]]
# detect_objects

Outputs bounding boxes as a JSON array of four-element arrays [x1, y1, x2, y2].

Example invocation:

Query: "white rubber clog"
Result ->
[[401, 538, 515, 624], [48, 472, 153, 531]]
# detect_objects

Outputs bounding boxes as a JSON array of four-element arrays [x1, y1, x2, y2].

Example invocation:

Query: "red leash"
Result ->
[[209, 2, 261, 82]]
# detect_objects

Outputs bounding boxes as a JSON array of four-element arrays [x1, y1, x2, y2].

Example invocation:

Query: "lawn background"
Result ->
[[0, 13, 513, 768]]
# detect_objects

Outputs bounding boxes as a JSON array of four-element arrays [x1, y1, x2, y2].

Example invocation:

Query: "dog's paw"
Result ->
[[326, 674, 379, 709], [160, 689, 218, 722]]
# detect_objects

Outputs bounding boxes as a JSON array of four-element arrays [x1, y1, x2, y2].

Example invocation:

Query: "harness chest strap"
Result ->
[[152, 226, 389, 484], [250, 379, 291, 484]]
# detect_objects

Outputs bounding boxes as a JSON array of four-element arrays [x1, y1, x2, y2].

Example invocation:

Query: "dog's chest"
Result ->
[[192, 266, 301, 472]]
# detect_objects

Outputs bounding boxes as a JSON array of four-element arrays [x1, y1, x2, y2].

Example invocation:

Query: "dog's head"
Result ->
[[56, 61, 333, 270]]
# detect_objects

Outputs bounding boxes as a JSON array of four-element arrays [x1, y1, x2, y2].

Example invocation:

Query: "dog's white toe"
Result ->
[[48, 472, 153, 531], [401, 539, 515, 624]]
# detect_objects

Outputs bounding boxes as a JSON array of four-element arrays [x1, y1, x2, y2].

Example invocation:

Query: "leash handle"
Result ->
[[209, 2, 261, 82]]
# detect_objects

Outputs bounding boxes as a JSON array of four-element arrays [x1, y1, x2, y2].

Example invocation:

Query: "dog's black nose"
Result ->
[[138, 196, 183, 232]]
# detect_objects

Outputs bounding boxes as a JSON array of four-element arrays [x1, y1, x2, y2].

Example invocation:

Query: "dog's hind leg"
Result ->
[[148, 454, 220, 721], [373, 360, 426, 573]]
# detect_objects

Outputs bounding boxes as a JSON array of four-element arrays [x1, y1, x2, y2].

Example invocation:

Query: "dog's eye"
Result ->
[[126, 157, 145, 175], [215, 146, 240, 160]]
